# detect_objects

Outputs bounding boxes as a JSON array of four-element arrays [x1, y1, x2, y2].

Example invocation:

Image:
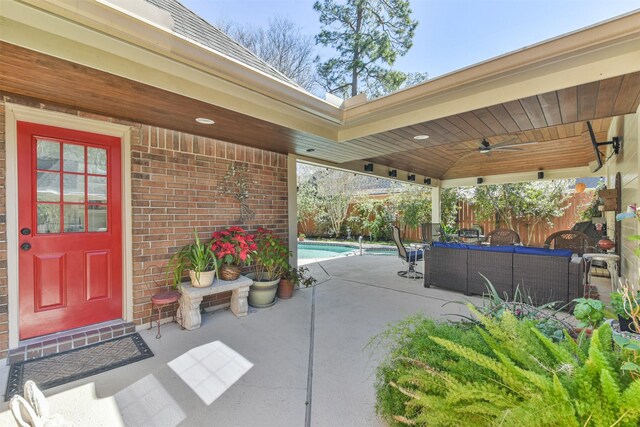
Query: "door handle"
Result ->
[[20, 243, 31, 251]]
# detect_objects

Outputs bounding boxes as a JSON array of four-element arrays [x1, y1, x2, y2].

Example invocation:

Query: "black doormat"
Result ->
[[5, 333, 153, 401]]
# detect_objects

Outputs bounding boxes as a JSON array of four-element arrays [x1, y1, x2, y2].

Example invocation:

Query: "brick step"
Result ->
[[7, 321, 136, 364]]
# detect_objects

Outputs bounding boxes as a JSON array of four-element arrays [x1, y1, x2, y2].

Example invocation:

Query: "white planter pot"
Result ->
[[189, 269, 216, 288], [246, 273, 279, 308]]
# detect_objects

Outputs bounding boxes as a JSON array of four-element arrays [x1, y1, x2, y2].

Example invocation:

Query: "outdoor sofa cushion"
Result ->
[[468, 245, 515, 253]]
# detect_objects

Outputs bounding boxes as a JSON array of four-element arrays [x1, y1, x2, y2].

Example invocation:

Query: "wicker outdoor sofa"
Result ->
[[424, 242, 584, 306]]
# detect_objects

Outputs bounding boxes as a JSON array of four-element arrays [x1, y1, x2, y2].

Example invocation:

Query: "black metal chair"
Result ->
[[458, 228, 480, 244], [392, 226, 424, 279]]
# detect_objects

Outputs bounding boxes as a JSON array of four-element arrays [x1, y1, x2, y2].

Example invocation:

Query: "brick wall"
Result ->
[[131, 125, 289, 326], [0, 97, 289, 356]]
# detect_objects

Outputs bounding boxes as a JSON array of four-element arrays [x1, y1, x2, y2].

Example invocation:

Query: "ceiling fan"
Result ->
[[461, 138, 539, 157]]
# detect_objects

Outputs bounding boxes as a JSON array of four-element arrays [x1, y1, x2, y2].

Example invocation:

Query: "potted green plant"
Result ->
[[611, 287, 640, 333], [278, 265, 317, 299], [168, 230, 219, 288], [210, 226, 257, 281], [572, 297, 606, 333], [249, 227, 290, 307], [298, 233, 305, 242]]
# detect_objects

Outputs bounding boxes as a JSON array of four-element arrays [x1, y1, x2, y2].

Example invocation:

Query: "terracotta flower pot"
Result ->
[[278, 278, 295, 299], [189, 269, 216, 287]]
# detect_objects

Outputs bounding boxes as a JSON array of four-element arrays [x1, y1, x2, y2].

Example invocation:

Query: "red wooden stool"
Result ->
[[144, 265, 181, 339]]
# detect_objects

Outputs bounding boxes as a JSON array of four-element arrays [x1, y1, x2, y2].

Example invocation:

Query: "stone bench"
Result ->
[[179, 275, 253, 330]]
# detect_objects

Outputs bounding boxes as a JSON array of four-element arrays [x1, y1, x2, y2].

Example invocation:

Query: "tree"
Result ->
[[314, 169, 362, 237], [441, 187, 463, 229], [297, 178, 320, 235], [219, 17, 317, 91], [314, 0, 420, 99], [390, 184, 431, 233], [468, 181, 573, 245], [349, 197, 394, 241]]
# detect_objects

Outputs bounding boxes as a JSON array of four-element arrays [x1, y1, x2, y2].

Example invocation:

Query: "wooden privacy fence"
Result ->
[[400, 192, 594, 246]]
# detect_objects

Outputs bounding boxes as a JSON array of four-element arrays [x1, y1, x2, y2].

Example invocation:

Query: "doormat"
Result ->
[[5, 333, 153, 401]]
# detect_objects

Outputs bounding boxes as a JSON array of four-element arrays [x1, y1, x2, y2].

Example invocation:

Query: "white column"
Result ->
[[431, 184, 441, 224], [287, 155, 298, 268]]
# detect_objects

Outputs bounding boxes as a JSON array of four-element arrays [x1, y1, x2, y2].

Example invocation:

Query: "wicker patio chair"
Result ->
[[392, 226, 424, 279], [484, 228, 521, 246], [543, 230, 595, 255]]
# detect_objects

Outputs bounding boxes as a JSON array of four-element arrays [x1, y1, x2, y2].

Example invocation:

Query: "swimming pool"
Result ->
[[298, 243, 357, 259], [297, 242, 397, 260]]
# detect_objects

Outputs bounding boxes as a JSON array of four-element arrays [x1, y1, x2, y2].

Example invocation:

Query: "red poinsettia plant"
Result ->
[[210, 226, 257, 266]]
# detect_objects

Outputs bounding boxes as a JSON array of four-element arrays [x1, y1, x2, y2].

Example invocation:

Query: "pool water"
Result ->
[[298, 243, 356, 259]]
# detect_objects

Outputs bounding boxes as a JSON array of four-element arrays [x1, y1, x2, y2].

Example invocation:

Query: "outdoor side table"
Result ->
[[179, 275, 253, 330], [583, 253, 620, 290]]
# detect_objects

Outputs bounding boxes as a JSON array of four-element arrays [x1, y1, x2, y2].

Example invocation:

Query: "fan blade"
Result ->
[[490, 141, 539, 149], [492, 147, 523, 151]]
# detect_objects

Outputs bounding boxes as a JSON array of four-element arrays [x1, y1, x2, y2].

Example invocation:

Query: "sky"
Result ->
[[181, 0, 639, 80]]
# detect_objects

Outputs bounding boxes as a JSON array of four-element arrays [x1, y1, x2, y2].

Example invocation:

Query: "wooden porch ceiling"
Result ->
[[2, 42, 639, 181]]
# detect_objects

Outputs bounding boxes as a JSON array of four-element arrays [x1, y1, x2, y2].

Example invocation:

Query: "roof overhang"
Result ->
[[1, 0, 639, 183]]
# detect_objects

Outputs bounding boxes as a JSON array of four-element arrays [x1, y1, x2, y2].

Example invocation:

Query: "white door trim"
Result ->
[[4, 103, 133, 348]]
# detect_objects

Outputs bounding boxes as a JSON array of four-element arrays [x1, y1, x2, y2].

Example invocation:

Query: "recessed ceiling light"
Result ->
[[306, 148, 315, 152], [195, 117, 215, 125], [414, 135, 429, 140]]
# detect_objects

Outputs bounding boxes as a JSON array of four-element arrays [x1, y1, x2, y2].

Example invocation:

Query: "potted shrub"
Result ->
[[278, 265, 317, 299], [210, 226, 257, 281], [611, 287, 640, 333], [298, 233, 305, 242], [572, 297, 606, 334], [168, 230, 219, 288], [249, 227, 290, 307]]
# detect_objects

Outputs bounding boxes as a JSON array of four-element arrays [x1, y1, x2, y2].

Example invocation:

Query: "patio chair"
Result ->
[[458, 228, 481, 244], [484, 228, 521, 246], [392, 225, 424, 279], [543, 230, 595, 255], [144, 265, 181, 339], [420, 223, 442, 243]]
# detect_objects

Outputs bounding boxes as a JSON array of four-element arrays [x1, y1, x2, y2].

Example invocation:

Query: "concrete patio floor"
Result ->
[[0, 254, 482, 426]]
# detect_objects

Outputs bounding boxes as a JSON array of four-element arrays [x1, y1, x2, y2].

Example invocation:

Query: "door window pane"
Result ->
[[88, 206, 108, 232], [87, 148, 107, 175], [63, 204, 85, 233], [37, 204, 60, 234], [87, 176, 107, 203], [63, 144, 85, 173], [63, 174, 85, 202], [37, 172, 60, 202], [36, 140, 60, 171]]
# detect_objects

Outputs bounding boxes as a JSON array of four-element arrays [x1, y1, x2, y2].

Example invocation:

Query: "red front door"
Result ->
[[17, 122, 122, 340]]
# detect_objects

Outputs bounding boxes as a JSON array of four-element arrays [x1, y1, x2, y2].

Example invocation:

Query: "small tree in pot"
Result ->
[[278, 265, 317, 299], [249, 228, 289, 307]]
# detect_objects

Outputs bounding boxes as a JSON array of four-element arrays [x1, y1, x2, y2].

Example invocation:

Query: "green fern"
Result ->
[[375, 311, 640, 426]]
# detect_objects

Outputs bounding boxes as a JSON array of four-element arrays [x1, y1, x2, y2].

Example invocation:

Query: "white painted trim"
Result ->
[[431, 186, 441, 224], [439, 166, 601, 188], [296, 156, 439, 188], [287, 155, 298, 268], [4, 103, 133, 348]]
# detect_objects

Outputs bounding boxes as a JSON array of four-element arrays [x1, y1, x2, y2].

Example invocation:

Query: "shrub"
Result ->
[[374, 310, 640, 426], [371, 315, 493, 425]]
